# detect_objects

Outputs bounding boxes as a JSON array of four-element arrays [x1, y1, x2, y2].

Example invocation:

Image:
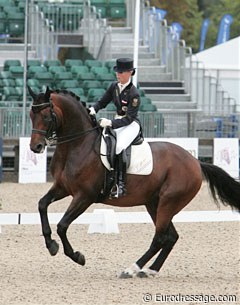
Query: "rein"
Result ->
[[31, 100, 100, 146]]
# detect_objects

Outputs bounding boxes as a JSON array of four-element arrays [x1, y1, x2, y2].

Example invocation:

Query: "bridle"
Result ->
[[31, 100, 100, 146]]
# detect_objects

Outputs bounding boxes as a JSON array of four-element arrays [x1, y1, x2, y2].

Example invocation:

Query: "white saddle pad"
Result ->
[[100, 135, 153, 175]]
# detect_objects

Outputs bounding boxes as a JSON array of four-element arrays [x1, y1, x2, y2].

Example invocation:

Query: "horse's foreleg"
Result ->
[[38, 187, 67, 256], [56, 197, 91, 266]]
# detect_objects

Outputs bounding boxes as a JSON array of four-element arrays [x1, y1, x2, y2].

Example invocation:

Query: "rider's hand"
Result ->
[[99, 118, 112, 128], [89, 107, 96, 116]]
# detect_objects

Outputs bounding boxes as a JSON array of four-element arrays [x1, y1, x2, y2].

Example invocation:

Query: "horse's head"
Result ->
[[29, 86, 56, 153]]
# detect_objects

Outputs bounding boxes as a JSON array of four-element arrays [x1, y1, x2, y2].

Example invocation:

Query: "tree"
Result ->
[[149, 0, 203, 52], [201, 0, 240, 49], [150, 0, 240, 52]]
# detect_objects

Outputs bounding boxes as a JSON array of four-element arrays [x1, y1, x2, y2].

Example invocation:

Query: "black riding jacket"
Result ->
[[93, 81, 141, 129]]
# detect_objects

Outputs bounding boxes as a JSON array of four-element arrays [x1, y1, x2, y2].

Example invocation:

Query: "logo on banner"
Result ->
[[19, 137, 47, 183], [214, 138, 239, 179], [217, 14, 233, 45]]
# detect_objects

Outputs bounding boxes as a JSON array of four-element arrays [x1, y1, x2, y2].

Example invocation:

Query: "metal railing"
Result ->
[[138, 2, 239, 139], [2, 106, 238, 140], [27, 0, 111, 61]]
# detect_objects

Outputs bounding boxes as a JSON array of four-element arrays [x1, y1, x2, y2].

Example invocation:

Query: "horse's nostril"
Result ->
[[31, 143, 44, 153], [36, 143, 43, 152]]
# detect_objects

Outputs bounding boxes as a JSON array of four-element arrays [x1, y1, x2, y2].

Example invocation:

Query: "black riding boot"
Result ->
[[117, 152, 127, 197], [110, 152, 127, 198]]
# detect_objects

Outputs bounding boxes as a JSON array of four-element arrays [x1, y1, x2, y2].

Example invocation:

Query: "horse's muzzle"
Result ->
[[30, 141, 46, 154]]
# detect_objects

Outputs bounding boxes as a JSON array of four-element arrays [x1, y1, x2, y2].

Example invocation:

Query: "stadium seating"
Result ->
[[90, 66, 109, 76], [28, 66, 47, 78], [87, 88, 105, 103], [58, 79, 79, 89], [108, 0, 126, 19], [96, 73, 116, 82], [27, 78, 41, 89], [15, 78, 24, 87], [82, 80, 102, 95], [34, 71, 54, 88], [77, 72, 96, 84], [3, 59, 21, 71], [91, 0, 108, 18], [0, 59, 153, 109], [54, 71, 73, 88], [27, 59, 42, 67], [2, 78, 15, 87], [104, 60, 115, 70], [9, 66, 24, 78], [70, 65, 89, 78], [0, 71, 14, 80], [84, 59, 102, 68], [0, 12, 7, 36], [2, 86, 19, 101], [7, 11, 25, 37], [49, 66, 67, 76], [43, 59, 61, 69], [69, 87, 87, 103], [65, 59, 83, 71]]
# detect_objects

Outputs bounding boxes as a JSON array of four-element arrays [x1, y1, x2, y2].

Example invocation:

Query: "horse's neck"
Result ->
[[56, 98, 93, 135]]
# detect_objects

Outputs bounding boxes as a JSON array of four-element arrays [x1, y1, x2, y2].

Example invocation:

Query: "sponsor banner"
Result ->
[[199, 18, 210, 51], [214, 138, 239, 179], [146, 138, 199, 159], [217, 14, 233, 45], [171, 22, 183, 41], [18, 137, 47, 183]]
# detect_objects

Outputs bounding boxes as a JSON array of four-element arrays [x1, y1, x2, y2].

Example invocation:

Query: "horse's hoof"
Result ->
[[48, 240, 59, 256], [74, 251, 85, 266], [119, 263, 141, 279], [119, 271, 133, 279], [137, 268, 158, 278], [136, 271, 148, 278]]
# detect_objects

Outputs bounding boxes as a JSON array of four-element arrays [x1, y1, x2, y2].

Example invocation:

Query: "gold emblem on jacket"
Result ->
[[132, 98, 138, 107]]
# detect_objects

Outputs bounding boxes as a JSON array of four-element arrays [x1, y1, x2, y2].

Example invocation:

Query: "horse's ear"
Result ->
[[45, 86, 51, 100], [28, 85, 37, 100]]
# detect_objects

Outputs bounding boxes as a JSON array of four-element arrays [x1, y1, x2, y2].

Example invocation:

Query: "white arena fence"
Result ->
[[0, 209, 239, 234]]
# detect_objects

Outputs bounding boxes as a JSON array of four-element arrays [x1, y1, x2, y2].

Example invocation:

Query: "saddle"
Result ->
[[100, 127, 152, 198], [103, 126, 143, 170]]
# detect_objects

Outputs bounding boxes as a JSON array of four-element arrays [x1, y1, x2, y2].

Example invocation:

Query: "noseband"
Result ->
[[31, 99, 100, 146]]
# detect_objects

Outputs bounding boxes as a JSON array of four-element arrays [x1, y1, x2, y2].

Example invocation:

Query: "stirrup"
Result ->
[[109, 184, 119, 199], [109, 184, 126, 199]]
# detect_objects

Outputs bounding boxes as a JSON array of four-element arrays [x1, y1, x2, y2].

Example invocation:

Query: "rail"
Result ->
[[1, 107, 239, 140]]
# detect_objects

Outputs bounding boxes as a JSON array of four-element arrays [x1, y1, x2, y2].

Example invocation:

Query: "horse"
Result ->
[[28, 86, 240, 278]]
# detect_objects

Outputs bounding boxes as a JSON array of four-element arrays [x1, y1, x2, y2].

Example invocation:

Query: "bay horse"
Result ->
[[29, 86, 240, 278]]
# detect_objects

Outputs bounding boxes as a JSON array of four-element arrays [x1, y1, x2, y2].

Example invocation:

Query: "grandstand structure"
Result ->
[[0, 0, 239, 173]]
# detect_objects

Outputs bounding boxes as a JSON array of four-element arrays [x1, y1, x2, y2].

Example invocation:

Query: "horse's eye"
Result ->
[[42, 113, 50, 121]]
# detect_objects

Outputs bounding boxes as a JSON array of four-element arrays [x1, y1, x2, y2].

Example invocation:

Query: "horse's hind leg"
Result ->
[[38, 186, 68, 256], [138, 222, 179, 277], [120, 195, 179, 278]]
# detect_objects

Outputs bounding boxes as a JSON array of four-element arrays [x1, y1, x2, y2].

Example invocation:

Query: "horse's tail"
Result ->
[[200, 161, 240, 212]]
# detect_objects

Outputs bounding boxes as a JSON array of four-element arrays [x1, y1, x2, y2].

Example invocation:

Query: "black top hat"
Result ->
[[113, 58, 135, 75]]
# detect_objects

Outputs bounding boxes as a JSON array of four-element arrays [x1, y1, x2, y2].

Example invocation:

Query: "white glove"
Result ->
[[89, 106, 96, 116], [99, 118, 112, 128]]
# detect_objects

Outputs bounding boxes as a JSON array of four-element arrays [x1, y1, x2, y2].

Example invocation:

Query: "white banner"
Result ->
[[214, 138, 239, 179], [146, 138, 199, 159], [18, 137, 47, 183]]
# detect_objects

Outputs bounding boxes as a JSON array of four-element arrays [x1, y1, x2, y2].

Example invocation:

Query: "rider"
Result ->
[[89, 58, 142, 198]]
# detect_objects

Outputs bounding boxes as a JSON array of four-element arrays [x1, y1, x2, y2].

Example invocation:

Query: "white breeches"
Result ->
[[115, 121, 140, 155]]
